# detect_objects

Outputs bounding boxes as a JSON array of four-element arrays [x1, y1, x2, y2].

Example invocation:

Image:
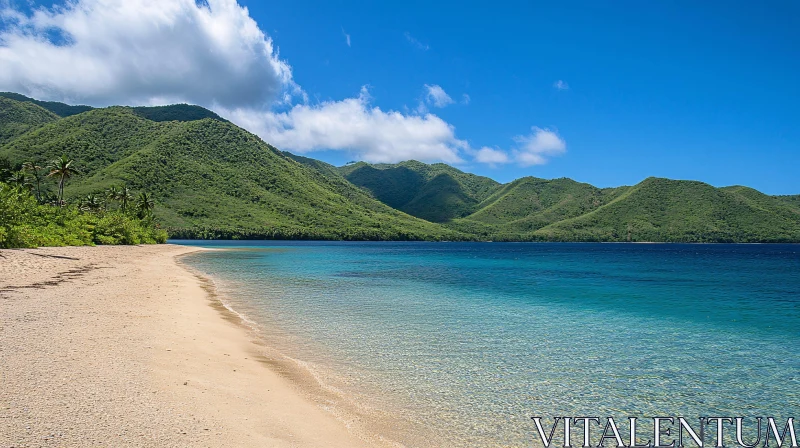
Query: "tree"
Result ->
[[79, 194, 104, 212], [7, 171, 31, 190], [47, 156, 81, 206], [106, 186, 120, 207], [0, 156, 13, 182], [105, 185, 133, 212], [136, 192, 155, 218], [22, 162, 43, 202], [117, 185, 133, 213]]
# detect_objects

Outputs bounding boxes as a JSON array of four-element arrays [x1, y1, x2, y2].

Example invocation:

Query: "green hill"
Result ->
[[532, 178, 800, 242], [722, 186, 800, 221], [0, 92, 225, 123], [281, 152, 800, 243], [441, 178, 630, 239], [0, 97, 59, 146], [466, 177, 614, 226], [130, 104, 226, 122], [0, 106, 463, 241], [338, 160, 501, 222], [1, 93, 797, 243], [0, 92, 93, 117]]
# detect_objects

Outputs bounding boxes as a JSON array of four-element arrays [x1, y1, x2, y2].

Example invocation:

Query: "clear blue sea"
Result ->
[[174, 241, 800, 447]]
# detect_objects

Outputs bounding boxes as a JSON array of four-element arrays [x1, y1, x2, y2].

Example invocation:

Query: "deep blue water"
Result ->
[[174, 241, 800, 447]]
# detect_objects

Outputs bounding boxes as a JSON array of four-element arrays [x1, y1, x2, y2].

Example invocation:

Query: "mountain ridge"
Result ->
[[2, 93, 798, 242]]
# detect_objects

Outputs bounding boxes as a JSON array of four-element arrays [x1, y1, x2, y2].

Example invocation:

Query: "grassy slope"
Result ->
[[0, 107, 462, 240], [0, 97, 60, 146], [533, 178, 800, 242], [338, 160, 501, 222]]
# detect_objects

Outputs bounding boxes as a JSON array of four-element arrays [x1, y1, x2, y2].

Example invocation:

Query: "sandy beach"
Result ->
[[0, 244, 390, 448]]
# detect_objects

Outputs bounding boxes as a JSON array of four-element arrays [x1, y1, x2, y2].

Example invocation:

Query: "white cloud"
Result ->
[[223, 87, 467, 164], [0, 0, 566, 167], [471, 128, 566, 167], [0, 0, 297, 108], [514, 127, 566, 166], [404, 31, 429, 51], [553, 80, 569, 91], [424, 84, 454, 108], [462, 94, 471, 105], [474, 147, 510, 165], [342, 28, 350, 47]]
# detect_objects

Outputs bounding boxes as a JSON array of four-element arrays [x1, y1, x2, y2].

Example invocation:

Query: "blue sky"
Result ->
[[1, 0, 798, 193], [244, 0, 800, 193]]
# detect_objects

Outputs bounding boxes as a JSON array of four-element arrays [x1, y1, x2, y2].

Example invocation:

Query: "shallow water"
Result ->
[[176, 241, 800, 447]]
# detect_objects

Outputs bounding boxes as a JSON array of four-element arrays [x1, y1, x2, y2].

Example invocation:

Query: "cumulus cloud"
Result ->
[[553, 80, 569, 91], [471, 128, 566, 167], [424, 84, 454, 108], [514, 127, 566, 166], [474, 147, 510, 165], [0, 0, 297, 108], [0, 0, 566, 167], [223, 87, 467, 164]]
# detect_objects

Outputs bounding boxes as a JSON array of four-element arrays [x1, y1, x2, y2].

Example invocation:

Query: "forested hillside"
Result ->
[[2, 93, 798, 243], [337, 160, 500, 222], [0, 97, 59, 146], [531, 178, 800, 242], [0, 98, 462, 241]]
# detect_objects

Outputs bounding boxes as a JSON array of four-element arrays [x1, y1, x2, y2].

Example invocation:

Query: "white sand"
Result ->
[[0, 244, 396, 447]]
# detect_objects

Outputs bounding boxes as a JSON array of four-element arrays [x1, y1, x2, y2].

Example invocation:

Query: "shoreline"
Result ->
[[0, 244, 401, 447], [174, 251, 423, 448], [168, 239, 800, 245]]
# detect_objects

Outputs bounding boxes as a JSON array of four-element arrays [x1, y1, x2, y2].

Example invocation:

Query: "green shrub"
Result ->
[[0, 182, 166, 248]]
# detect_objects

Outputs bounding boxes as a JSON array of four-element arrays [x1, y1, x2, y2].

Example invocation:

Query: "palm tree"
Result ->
[[136, 192, 155, 218], [117, 185, 133, 213], [22, 162, 43, 202], [79, 193, 104, 212], [47, 156, 81, 206], [106, 185, 120, 206]]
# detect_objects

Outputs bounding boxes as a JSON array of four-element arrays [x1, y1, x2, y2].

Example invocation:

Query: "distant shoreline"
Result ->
[[170, 238, 800, 244]]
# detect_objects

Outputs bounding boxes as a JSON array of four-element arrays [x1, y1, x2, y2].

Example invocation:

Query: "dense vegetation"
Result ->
[[0, 182, 167, 248], [0, 92, 224, 123], [336, 160, 500, 222], [318, 161, 800, 242], [529, 179, 800, 242], [0, 97, 59, 146], [1, 93, 798, 243], [0, 155, 166, 248], [0, 92, 93, 118], [130, 104, 226, 123], [0, 96, 462, 242]]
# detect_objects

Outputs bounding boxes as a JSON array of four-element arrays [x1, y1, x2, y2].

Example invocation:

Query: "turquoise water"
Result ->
[[176, 241, 800, 447]]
